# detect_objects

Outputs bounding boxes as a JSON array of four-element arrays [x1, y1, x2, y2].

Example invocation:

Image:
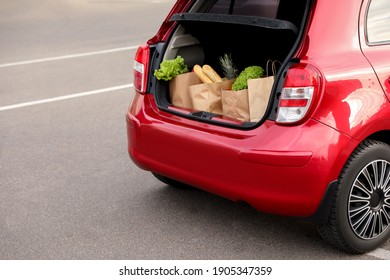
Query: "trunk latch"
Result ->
[[190, 111, 219, 120]]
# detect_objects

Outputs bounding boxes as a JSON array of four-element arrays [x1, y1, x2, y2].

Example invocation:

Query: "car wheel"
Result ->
[[319, 139, 390, 253], [152, 173, 193, 189]]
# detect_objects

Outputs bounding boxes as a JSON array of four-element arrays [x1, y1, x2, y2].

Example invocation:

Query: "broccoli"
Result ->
[[231, 66, 264, 91], [153, 56, 188, 81]]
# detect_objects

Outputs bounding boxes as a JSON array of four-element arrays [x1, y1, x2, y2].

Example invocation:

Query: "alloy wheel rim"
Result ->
[[348, 160, 390, 240]]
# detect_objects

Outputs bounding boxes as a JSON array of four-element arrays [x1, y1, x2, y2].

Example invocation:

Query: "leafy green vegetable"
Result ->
[[153, 56, 188, 81], [231, 66, 264, 91]]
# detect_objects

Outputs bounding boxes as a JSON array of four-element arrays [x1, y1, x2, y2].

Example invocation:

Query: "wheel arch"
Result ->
[[307, 130, 390, 225], [317, 139, 390, 253], [365, 130, 390, 145]]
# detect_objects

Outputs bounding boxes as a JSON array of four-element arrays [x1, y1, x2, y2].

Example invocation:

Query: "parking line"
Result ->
[[366, 248, 390, 260], [0, 84, 133, 111], [0, 46, 138, 68]]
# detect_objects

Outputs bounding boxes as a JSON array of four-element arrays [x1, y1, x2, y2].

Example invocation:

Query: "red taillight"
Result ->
[[276, 64, 321, 124], [133, 44, 150, 94], [279, 99, 309, 107]]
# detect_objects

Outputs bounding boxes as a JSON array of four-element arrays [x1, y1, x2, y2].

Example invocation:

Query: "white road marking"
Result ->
[[0, 84, 133, 111], [366, 247, 390, 260], [0, 46, 138, 68]]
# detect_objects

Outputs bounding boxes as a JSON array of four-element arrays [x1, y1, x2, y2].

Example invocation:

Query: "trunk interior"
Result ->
[[151, 0, 311, 128]]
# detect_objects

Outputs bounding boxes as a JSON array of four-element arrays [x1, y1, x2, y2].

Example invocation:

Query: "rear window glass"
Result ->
[[366, 0, 390, 44], [203, 0, 307, 28], [209, 0, 280, 18]]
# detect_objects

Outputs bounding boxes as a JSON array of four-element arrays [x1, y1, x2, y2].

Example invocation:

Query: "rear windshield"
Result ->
[[201, 0, 307, 27], [209, 0, 280, 18]]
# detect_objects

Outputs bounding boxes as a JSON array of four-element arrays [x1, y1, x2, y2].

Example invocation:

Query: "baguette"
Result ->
[[202, 64, 223, 82], [193, 64, 213, 83]]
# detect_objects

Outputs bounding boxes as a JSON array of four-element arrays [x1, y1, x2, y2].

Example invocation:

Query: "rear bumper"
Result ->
[[126, 93, 357, 217]]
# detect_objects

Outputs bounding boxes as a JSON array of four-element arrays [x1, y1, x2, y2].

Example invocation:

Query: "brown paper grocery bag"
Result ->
[[221, 77, 274, 122], [247, 76, 274, 122], [247, 60, 279, 122], [189, 79, 234, 115], [221, 59, 278, 122], [221, 88, 250, 122], [169, 72, 201, 108]]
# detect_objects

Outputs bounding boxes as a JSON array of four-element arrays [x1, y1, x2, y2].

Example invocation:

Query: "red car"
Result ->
[[127, 0, 390, 253]]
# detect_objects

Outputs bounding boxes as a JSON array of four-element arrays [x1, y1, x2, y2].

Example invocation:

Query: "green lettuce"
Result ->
[[232, 66, 264, 91], [153, 56, 188, 81]]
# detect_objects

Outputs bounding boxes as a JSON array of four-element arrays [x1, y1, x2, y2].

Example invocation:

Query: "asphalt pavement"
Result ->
[[0, 0, 389, 260]]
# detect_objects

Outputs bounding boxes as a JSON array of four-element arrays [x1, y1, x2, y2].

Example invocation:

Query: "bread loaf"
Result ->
[[202, 64, 223, 82], [193, 64, 213, 83]]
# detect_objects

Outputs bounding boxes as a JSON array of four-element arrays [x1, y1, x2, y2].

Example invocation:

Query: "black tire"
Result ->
[[319, 139, 390, 253], [152, 173, 193, 189]]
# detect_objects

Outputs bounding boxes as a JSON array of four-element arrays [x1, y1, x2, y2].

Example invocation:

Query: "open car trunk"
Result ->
[[150, 0, 311, 128]]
